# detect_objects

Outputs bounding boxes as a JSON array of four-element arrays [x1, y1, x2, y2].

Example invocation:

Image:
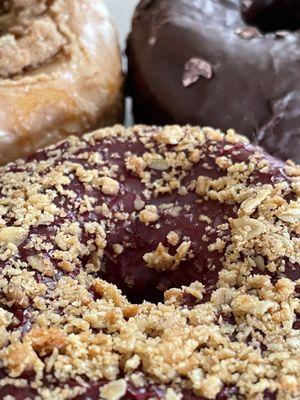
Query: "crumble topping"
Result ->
[[0, 125, 298, 399], [100, 379, 127, 400], [167, 231, 180, 246], [143, 241, 192, 271], [0, 226, 28, 246], [139, 205, 159, 224]]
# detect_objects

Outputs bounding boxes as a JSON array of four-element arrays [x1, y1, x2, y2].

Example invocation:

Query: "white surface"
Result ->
[[106, 0, 138, 50], [106, 0, 138, 126]]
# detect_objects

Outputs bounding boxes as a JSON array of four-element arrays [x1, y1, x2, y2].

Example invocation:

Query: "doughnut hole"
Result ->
[[97, 138, 294, 305], [101, 194, 233, 304], [241, 0, 300, 32]]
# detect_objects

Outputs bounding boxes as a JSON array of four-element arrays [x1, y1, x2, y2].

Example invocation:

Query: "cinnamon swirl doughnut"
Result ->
[[0, 125, 299, 399], [0, 0, 123, 165]]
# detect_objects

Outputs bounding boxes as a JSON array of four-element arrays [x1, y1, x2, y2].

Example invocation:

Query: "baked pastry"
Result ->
[[126, 0, 300, 163], [0, 0, 123, 165], [242, 0, 300, 32], [0, 125, 299, 399]]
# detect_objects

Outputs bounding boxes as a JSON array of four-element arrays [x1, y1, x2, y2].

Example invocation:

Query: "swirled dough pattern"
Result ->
[[0, 0, 123, 164]]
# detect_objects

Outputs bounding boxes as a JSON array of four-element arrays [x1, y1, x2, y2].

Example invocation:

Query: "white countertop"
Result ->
[[106, 0, 138, 50], [106, 0, 139, 125]]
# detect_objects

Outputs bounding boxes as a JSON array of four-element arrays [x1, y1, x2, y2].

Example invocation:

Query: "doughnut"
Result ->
[[126, 0, 300, 163], [0, 124, 299, 399], [241, 0, 300, 32], [0, 0, 123, 165]]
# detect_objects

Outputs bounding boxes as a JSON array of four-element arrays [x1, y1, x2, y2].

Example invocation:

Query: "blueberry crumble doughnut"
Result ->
[[0, 125, 299, 399], [0, 0, 123, 165], [126, 0, 300, 163]]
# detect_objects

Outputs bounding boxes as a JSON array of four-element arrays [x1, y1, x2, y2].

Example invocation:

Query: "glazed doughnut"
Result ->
[[126, 0, 300, 163], [0, 125, 299, 399], [0, 0, 123, 165]]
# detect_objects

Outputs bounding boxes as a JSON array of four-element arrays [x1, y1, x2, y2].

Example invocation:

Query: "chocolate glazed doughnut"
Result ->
[[242, 0, 300, 32], [0, 125, 299, 399], [126, 0, 300, 163], [0, 0, 123, 165]]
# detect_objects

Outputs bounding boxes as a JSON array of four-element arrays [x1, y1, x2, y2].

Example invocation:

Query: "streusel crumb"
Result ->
[[0, 125, 298, 400]]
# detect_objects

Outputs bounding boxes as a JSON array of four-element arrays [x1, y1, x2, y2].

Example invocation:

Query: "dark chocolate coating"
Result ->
[[126, 0, 300, 163], [241, 0, 300, 32], [101, 139, 290, 303], [0, 378, 243, 400], [0, 381, 277, 400], [0, 126, 298, 399]]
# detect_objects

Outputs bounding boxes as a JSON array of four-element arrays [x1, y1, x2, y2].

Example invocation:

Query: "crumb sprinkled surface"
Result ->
[[0, 125, 299, 400]]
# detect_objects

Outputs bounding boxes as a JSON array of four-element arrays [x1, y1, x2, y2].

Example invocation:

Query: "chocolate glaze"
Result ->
[[0, 126, 298, 399], [126, 0, 300, 162], [241, 0, 300, 32], [4, 132, 291, 306], [101, 139, 292, 303], [0, 378, 276, 400]]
